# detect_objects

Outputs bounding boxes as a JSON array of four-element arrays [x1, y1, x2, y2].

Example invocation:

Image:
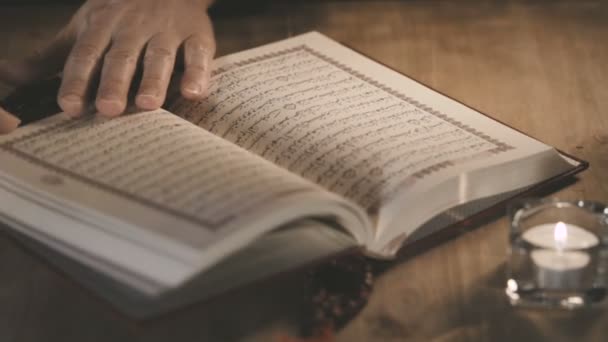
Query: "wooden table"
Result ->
[[1, 1, 607, 341]]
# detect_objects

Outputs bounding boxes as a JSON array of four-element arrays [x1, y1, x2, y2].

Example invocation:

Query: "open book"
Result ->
[[0, 32, 586, 317]]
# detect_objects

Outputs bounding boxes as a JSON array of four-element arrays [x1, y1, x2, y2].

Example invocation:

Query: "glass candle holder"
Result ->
[[506, 199, 608, 309]]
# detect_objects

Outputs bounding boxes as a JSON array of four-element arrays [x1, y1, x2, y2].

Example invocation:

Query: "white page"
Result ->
[[0, 109, 369, 286], [171, 32, 568, 245]]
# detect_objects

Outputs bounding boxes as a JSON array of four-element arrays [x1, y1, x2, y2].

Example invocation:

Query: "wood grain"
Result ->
[[0, 1, 607, 341]]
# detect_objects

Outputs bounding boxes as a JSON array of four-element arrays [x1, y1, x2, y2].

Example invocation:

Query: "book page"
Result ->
[[171, 33, 555, 210], [0, 110, 317, 231], [170, 32, 574, 253], [0, 110, 369, 286]]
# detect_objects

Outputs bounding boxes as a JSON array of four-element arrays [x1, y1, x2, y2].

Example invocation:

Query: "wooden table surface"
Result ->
[[1, 1, 607, 341]]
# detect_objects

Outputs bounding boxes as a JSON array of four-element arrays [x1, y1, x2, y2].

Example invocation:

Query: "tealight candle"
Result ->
[[530, 249, 591, 288], [522, 222, 599, 250], [522, 221, 600, 289], [507, 199, 608, 308]]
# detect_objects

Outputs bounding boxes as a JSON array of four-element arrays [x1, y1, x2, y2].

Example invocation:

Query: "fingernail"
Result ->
[[136, 94, 161, 110], [183, 82, 202, 96], [59, 94, 84, 117], [0, 111, 21, 134], [96, 97, 125, 117]]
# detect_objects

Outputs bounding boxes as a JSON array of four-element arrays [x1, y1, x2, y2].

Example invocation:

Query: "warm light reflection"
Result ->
[[505, 279, 520, 301], [554, 221, 568, 249]]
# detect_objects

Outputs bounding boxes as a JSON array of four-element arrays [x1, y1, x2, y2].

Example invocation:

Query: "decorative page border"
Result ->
[[213, 45, 513, 182], [301, 45, 514, 180], [1, 43, 514, 225], [0, 117, 311, 230]]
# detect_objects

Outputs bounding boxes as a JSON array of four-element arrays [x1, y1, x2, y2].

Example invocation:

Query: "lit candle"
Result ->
[[522, 222, 599, 289], [522, 222, 599, 250]]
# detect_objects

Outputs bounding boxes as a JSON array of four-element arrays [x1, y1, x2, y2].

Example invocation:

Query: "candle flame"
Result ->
[[554, 221, 568, 247]]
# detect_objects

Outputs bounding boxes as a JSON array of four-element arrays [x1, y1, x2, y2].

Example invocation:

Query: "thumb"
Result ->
[[0, 106, 20, 134], [0, 28, 73, 87]]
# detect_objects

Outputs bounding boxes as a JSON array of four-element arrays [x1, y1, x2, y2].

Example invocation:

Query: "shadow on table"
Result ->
[[342, 259, 608, 342]]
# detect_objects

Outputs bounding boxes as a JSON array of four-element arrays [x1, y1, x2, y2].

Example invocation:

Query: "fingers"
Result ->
[[181, 32, 216, 100], [135, 34, 179, 110], [0, 107, 20, 134], [58, 28, 111, 117], [96, 36, 147, 117]]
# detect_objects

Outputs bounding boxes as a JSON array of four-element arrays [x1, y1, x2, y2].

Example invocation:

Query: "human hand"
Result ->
[[0, 0, 216, 119], [0, 106, 20, 134]]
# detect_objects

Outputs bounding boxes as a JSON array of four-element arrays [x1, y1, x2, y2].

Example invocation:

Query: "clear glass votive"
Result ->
[[506, 199, 608, 309]]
